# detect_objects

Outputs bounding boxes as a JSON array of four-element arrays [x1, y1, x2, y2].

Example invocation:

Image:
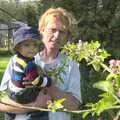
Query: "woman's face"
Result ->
[[42, 17, 68, 52]]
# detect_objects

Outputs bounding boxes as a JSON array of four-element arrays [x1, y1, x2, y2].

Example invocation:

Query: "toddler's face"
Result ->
[[18, 40, 39, 58]]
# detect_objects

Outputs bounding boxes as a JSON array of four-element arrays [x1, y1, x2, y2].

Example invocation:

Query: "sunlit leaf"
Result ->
[[93, 81, 114, 93]]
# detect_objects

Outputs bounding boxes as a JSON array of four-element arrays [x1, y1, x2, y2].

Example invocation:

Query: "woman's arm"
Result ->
[[46, 85, 80, 111], [46, 61, 82, 111], [0, 91, 51, 113], [0, 97, 28, 113]]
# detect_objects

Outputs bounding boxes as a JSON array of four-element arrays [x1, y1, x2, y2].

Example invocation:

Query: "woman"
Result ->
[[0, 7, 82, 120]]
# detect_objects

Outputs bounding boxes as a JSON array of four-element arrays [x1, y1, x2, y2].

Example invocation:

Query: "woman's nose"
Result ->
[[54, 31, 60, 38]]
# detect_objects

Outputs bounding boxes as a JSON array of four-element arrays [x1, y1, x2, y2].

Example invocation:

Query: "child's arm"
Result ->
[[31, 75, 52, 88], [0, 56, 26, 103], [7, 56, 28, 103]]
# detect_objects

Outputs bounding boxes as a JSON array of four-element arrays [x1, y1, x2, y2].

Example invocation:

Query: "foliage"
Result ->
[[24, 4, 39, 28], [61, 40, 120, 119], [0, 49, 12, 119], [62, 40, 110, 71], [0, 49, 12, 80], [0, 0, 39, 27], [0, 1, 25, 22], [0, 91, 8, 99], [47, 98, 66, 112]]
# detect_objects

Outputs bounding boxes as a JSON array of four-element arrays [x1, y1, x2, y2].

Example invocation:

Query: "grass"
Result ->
[[0, 48, 12, 81], [0, 48, 12, 120]]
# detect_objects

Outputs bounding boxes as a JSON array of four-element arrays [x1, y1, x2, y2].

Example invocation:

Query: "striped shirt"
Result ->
[[7, 53, 40, 104]]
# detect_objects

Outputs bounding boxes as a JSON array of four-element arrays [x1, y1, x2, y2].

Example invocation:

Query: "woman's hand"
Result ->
[[23, 77, 33, 88], [30, 90, 52, 108], [45, 85, 80, 110]]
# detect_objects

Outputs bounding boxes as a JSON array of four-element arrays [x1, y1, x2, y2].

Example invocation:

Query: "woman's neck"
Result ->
[[42, 48, 59, 63]]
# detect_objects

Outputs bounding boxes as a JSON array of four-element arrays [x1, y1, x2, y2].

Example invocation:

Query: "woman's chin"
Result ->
[[48, 44, 59, 49]]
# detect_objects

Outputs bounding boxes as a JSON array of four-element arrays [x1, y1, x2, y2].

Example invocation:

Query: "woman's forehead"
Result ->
[[46, 14, 60, 23], [45, 15, 68, 30]]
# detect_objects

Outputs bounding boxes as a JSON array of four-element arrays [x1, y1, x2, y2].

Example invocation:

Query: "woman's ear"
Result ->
[[40, 28, 45, 35]]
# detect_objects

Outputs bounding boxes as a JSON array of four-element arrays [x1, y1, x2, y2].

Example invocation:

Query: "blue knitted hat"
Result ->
[[13, 26, 40, 48]]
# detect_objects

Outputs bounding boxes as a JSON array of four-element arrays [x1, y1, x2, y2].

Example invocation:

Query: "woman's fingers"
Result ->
[[23, 81, 33, 88], [23, 81, 32, 85]]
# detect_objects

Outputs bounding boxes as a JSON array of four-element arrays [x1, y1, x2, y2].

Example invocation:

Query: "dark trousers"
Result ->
[[4, 111, 48, 120], [4, 113, 16, 120]]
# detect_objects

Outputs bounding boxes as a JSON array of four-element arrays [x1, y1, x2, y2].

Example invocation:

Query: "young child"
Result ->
[[2, 26, 51, 120]]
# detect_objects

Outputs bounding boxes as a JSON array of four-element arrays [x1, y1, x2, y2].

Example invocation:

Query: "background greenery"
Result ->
[[0, 49, 12, 80], [0, 48, 12, 120]]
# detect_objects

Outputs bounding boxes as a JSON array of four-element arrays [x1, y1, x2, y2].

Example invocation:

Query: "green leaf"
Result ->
[[106, 73, 116, 81], [0, 91, 8, 100], [115, 74, 120, 88], [47, 98, 66, 112], [82, 111, 91, 119], [93, 93, 116, 115], [92, 62, 101, 71], [93, 81, 114, 93]]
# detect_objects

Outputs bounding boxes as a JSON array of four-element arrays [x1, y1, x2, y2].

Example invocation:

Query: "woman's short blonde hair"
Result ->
[[38, 7, 78, 41]]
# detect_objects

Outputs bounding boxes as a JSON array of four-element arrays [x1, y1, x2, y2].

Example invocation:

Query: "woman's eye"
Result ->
[[51, 29, 56, 33], [48, 29, 56, 33]]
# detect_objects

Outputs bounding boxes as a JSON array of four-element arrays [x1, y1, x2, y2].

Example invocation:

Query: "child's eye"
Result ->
[[23, 44, 29, 46], [34, 43, 39, 47], [22, 43, 31, 47]]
